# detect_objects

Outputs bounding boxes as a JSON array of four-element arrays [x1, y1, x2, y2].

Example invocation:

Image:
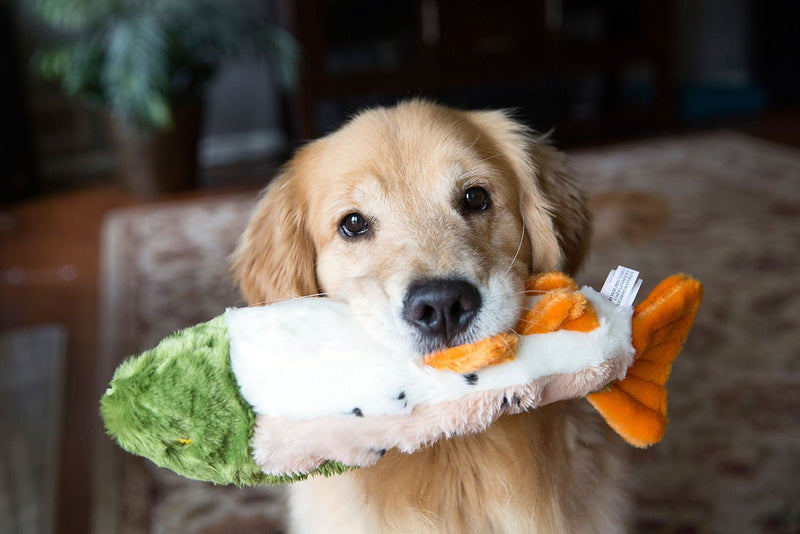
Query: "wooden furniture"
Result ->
[[278, 0, 676, 142], [0, 4, 37, 200]]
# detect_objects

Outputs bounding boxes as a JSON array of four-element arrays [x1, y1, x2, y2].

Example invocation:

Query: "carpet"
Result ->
[[93, 132, 800, 534], [0, 325, 66, 534]]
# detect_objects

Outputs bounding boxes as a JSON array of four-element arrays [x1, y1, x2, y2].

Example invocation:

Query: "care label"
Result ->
[[600, 266, 642, 307]]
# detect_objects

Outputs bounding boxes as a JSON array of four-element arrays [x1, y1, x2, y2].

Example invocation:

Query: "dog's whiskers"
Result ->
[[503, 225, 526, 277], [499, 333, 515, 352], [245, 292, 331, 308]]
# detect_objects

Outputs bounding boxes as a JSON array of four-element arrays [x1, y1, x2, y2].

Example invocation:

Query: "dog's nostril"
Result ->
[[414, 304, 437, 325], [402, 279, 481, 342]]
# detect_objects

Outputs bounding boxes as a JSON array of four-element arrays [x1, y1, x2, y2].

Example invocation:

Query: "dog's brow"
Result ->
[[457, 164, 498, 184], [348, 175, 388, 202]]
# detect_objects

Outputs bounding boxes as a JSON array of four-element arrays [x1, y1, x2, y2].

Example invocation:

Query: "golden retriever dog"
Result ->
[[233, 100, 630, 533]]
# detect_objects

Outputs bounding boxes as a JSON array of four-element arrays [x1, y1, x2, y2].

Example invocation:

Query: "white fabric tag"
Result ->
[[600, 266, 642, 308]]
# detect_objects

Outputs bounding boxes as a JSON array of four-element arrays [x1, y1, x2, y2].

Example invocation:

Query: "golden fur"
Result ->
[[233, 101, 630, 533]]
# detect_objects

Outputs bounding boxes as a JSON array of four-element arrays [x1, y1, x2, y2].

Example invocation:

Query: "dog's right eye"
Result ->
[[462, 186, 491, 213], [339, 212, 370, 238]]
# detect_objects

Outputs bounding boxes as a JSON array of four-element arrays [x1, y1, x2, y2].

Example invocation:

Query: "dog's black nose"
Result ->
[[402, 279, 481, 343]]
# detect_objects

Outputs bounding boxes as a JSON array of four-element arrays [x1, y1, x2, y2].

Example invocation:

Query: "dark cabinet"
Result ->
[[0, 4, 36, 200], [280, 0, 676, 141]]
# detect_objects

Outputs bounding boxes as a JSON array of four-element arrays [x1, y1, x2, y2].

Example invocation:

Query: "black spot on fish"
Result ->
[[397, 391, 406, 400], [464, 373, 479, 385], [352, 407, 364, 417]]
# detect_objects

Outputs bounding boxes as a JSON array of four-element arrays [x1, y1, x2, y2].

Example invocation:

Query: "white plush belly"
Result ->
[[226, 287, 633, 420]]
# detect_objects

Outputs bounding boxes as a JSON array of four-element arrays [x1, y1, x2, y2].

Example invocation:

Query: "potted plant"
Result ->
[[28, 0, 298, 196]]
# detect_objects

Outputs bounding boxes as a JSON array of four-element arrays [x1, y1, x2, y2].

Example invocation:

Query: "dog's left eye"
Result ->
[[462, 186, 491, 213], [339, 212, 370, 238]]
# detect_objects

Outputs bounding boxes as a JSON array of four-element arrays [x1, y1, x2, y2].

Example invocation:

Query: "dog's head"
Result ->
[[233, 101, 590, 356]]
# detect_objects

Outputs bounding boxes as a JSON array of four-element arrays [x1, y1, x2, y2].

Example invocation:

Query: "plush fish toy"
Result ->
[[100, 268, 702, 486]]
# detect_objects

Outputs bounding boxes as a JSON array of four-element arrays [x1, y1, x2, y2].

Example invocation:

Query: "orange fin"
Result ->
[[424, 332, 518, 373], [525, 271, 578, 293], [562, 303, 600, 333], [587, 274, 703, 448], [516, 289, 600, 335], [585, 383, 667, 448], [521, 272, 599, 334]]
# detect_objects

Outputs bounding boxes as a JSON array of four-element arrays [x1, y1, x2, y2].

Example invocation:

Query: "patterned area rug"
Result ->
[[94, 132, 800, 534]]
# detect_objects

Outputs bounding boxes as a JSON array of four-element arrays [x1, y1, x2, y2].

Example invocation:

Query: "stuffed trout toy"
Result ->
[[101, 267, 702, 486]]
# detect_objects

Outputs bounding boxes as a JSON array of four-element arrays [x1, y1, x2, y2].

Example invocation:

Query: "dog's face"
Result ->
[[234, 101, 590, 356]]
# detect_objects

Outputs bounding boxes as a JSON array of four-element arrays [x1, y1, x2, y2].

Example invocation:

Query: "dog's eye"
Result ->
[[339, 212, 370, 238], [462, 186, 491, 212]]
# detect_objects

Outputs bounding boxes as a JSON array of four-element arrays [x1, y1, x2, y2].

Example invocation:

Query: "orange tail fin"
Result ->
[[587, 274, 703, 447]]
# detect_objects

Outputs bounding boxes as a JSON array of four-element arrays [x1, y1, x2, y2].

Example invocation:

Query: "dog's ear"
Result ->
[[232, 165, 318, 305], [466, 110, 591, 275], [524, 140, 592, 275]]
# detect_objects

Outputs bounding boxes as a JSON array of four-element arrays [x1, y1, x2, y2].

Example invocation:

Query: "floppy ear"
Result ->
[[525, 139, 592, 275], [232, 166, 318, 305], [466, 110, 591, 276]]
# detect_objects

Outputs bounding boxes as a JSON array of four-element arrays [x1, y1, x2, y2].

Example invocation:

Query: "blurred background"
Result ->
[[1, 1, 798, 533]]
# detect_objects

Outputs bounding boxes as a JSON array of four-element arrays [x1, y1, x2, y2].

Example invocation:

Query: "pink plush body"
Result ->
[[251, 358, 625, 475]]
